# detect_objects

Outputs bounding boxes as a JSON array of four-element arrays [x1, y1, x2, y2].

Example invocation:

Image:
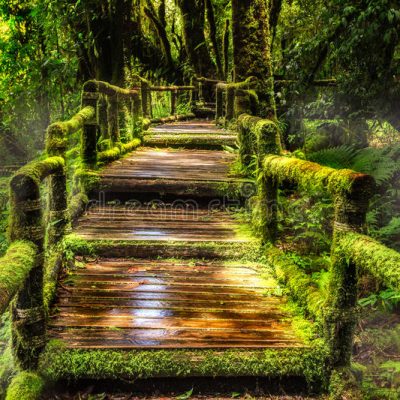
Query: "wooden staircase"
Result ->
[[44, 120, 325, 386]]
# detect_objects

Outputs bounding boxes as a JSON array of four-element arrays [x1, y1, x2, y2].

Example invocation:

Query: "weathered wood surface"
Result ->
[[52, 119, 303, 353], [97, 147, 246, 197], [49, 259, 303, 349], [73, 206, 251, 242], [144, 120, 236, 148]]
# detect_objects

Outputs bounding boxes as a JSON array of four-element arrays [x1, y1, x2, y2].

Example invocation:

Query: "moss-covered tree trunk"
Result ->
[[177, 0, 216, 78], [231, 0, 276, 118]]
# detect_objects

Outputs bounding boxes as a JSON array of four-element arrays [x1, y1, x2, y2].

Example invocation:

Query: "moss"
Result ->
[[328, 367, 363, 400], [39, 339, 328, 387], [5, 372, 44, 400], [43, 243, 63, 311], [68, 192, 88, 222], [0, 241, 37, 314], [46, 106, 95, 156], [97, 138, 141, 163], [263, 155, 375, 197], [263, 244, 325, 319], [337, 232, 400, 291], [63, 233, 260, 261], [9, 157, 65, 191]]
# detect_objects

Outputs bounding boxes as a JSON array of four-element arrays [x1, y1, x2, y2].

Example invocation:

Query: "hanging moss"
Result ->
[[337, 232, 400, 291], [0, 241, 37, 314], [39, 339, 328, 387], [5, 371, 44, 400]]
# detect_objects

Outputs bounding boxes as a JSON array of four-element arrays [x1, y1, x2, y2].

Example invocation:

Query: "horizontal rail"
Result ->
[[46, 106, 95, 155], [83, 80, 139, 99], [263, 155, 375, 197], [149, 86, 196, 92], [337, 232, 400, 291], [0, 241, 37, 314]]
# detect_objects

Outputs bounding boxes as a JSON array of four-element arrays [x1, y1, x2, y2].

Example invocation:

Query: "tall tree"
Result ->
[[177, 0, 216, 77], [231, 0, 276, 118]]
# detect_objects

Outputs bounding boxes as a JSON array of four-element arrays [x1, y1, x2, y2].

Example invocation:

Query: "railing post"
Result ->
[[141, 80, 150, 118], [9, 182, 46, 369], [81, 82, 99, 167], [107, 93, 120, 144], [46, 126, 68, 246], [216, 85, 224, 121], [171, 89, 177, 116], [226, 85, 235, 121], [325, 178, 374, 368], [98, 94, 109, 141], [131, 91, 142, 136]]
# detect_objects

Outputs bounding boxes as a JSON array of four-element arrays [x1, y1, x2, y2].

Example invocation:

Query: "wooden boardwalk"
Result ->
[[50, 120, 304, 351]]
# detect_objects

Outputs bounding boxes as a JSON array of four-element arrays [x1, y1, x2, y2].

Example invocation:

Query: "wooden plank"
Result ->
[[56, 297, 284, 311], [53, 306, 288, 321], [49, 316, 292, 330]]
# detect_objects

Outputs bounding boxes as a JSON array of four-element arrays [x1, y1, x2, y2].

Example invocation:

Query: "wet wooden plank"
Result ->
[[73, 205, 251, 243], [50, 257, 301, 350], [100, 149, 236, 182], [49, 315, 292, 330]]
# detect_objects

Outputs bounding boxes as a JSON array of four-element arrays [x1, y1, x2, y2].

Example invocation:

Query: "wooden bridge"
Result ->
[[1, 76, 400, 397]]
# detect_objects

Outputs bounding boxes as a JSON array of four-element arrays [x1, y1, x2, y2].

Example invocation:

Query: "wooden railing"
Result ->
[[234, 111, 400, 376], [0, 76, 203, 370]]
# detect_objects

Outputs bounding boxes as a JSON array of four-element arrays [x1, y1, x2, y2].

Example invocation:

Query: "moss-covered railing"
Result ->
[[1, 79, 145, 371], [133, 75, 196, 122], [236, 111, 400, 384]]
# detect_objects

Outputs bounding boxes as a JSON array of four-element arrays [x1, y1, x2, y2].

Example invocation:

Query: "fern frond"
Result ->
[[307, 145, 357, 169], [351, 147, 397, 184]]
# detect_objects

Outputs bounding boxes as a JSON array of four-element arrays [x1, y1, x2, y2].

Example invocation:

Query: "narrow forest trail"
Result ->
[[48, 120, 308, 363]]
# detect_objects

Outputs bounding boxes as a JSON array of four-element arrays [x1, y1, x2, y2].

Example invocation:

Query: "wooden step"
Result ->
[[49, 258, 302, 350], [144, 121, 236, 149], [96, 148, 249, 198], [73, 205, 252, 243]]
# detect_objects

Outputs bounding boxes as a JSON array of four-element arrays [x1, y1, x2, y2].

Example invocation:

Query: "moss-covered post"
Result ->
[[81, 81, 99, 167], [255, 119, 281, 242], [189, 77, 197, 110], [107, 93, 120, 144], [131, 91, 142, 137], [8, 157, 64, 369], [170, 89, 177, 116], [226, 85, 235, 121], [141, 80, 150, 118], [325, 175, 374, 369], [231, 0, 276, 119], [45, 125, 68, 246], [98, 94, 109, 141], [216, 84, 224, 121]]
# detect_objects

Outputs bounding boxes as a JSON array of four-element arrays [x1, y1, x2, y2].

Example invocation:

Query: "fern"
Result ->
[[308, 145, 357, 169], [309, 145, 398, 185], [351, 147, 398, 185]]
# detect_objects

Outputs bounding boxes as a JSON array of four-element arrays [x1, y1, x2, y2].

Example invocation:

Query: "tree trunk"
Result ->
[[205, 0, 223, 79], [177, 0, 216, 78], [231, 0, 276, 118]]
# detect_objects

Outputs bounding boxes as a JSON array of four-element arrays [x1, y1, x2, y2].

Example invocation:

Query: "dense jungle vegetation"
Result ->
[[0, 0, 400, 399]]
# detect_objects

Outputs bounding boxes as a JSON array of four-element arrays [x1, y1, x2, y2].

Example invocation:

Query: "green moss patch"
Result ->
[[5, 371, 44, 400], [39, 340, 328, 386], [338, 232, 400, 291], [0, 241, 37, 314]]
